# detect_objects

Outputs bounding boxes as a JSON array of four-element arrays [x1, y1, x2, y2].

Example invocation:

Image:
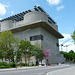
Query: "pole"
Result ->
[[16, 49, 17, 69], [15, 41, 17, 70]]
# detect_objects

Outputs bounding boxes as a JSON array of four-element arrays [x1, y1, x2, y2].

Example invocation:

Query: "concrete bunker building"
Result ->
[[0, 6, 65, 64]]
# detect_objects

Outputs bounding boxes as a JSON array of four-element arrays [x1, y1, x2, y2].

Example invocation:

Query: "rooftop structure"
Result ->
[[0, 6, 63, 38], [0, 6, 56, 24]]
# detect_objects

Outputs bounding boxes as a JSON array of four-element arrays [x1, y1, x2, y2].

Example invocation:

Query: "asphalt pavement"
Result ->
[[0, 64, 72, 75], [47, 65, 75, 75]]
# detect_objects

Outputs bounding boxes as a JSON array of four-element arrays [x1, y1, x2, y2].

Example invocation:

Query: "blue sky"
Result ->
[[0, 0, 75, 52]]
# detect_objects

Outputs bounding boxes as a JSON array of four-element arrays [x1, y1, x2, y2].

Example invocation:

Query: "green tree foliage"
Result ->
[[0, 49, 5, 62], [0, 31, 18, 63], [32, 45, 44, 61], [16, 49, 22, 62], [60, 50, 75, 62], [71, 30, 75, 44], [19, 40, 32, 63], [60, 51, 70, 61], [69, 50, 75, 61]]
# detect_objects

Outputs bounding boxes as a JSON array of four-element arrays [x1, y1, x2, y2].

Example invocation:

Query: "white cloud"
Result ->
[[47, 0, 62, 5], [11, 11, 14, 14], [62, 33, 71, 40], [59, 33, 75, 52], [0, 18, 2, 20], [0, 3, 8, 16], [4, 5, 9, 8], [57, 5, 64, 11]]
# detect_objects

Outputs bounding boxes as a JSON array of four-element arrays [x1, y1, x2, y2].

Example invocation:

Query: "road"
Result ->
[[0, 64, 72, 75], [47, 65, 75, 75]]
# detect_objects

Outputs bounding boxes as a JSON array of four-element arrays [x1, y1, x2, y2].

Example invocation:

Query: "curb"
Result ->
[[0, 66, 46, 72]]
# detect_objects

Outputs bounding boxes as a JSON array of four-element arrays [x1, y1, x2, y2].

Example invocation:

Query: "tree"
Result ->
[[0, 31, 18, 63], [19, 40, 32, 64], [0, 49, 5, 62], [27, 45, 33, 64], [32, 45, 44, 63], [69, 50, 75, 61], [43, 49, 51, 59], [60, 51, 70, 61], [69, 50, 74, 54], [16, 49, 22, 62], [60, 50, 75, 62], [43, 49, 51, 66], [71, 30, 75, 44]]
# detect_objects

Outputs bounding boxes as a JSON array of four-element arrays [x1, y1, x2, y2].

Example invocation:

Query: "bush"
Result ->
[[9, 62, 16, 68], [21, 63, 25, 66], [31, 62, 34, 66], [0, 62, 8, 66], [0, 66, 11, 69], [21, 63, 29, 66], [0, 62, 16, 68], [25, 63, 28, 66]]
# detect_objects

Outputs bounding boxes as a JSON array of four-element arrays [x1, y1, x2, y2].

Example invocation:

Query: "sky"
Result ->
[[0, 0, 75, 52]]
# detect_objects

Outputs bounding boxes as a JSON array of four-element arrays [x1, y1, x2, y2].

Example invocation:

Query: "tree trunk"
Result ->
[[2, 58, 3, 62], [9, 58, 11, 63], [25, 55, 27, 64], [28, 56, 30, 65]]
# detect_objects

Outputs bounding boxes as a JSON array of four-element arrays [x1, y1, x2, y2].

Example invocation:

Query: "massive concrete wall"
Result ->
[[14, 27, 65, 64], [14, 27, 41, 41], [40, 27, 65, 64], [1, 20, 15, 31], [14, 27, 42, 63], [1, 11, 58, 32]]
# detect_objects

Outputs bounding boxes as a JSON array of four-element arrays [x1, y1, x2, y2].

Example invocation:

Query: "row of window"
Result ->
[[30, 35, 43, 41], [30, 35, 59, 47]]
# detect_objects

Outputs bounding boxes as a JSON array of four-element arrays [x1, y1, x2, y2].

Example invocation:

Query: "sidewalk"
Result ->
[[0, 64, 71, 72], [47, 66, 75, 75], [0, 66, 46, 72], [0, 63, 58, 72], [0, 64, 60, 72]]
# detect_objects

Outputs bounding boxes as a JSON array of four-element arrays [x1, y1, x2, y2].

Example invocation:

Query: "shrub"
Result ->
[[21, 63, 29, 66], [0, 62, 8, 66], [25, 63, 28, 66], [0, 65, 12, 68], [21, 63, 25, 66], [31, 62, 34, 66], [9, 62, 16, 68]]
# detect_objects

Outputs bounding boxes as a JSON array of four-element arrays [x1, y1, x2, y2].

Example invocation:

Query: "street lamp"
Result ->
[[14, 48, 17, 69], [15, 40, 18, 69]]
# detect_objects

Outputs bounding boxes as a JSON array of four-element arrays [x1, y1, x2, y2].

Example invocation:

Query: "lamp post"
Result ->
[[15, 48, 17, 69], [15, 40, 18, 70]]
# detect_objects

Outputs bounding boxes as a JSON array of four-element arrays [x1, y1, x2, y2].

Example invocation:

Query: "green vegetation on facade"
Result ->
[[0, 31, 45, 68]]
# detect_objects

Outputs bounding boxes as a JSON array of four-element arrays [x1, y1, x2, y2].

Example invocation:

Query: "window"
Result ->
[[30, 35, 43, 41], [56, 43, 59, 47]]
